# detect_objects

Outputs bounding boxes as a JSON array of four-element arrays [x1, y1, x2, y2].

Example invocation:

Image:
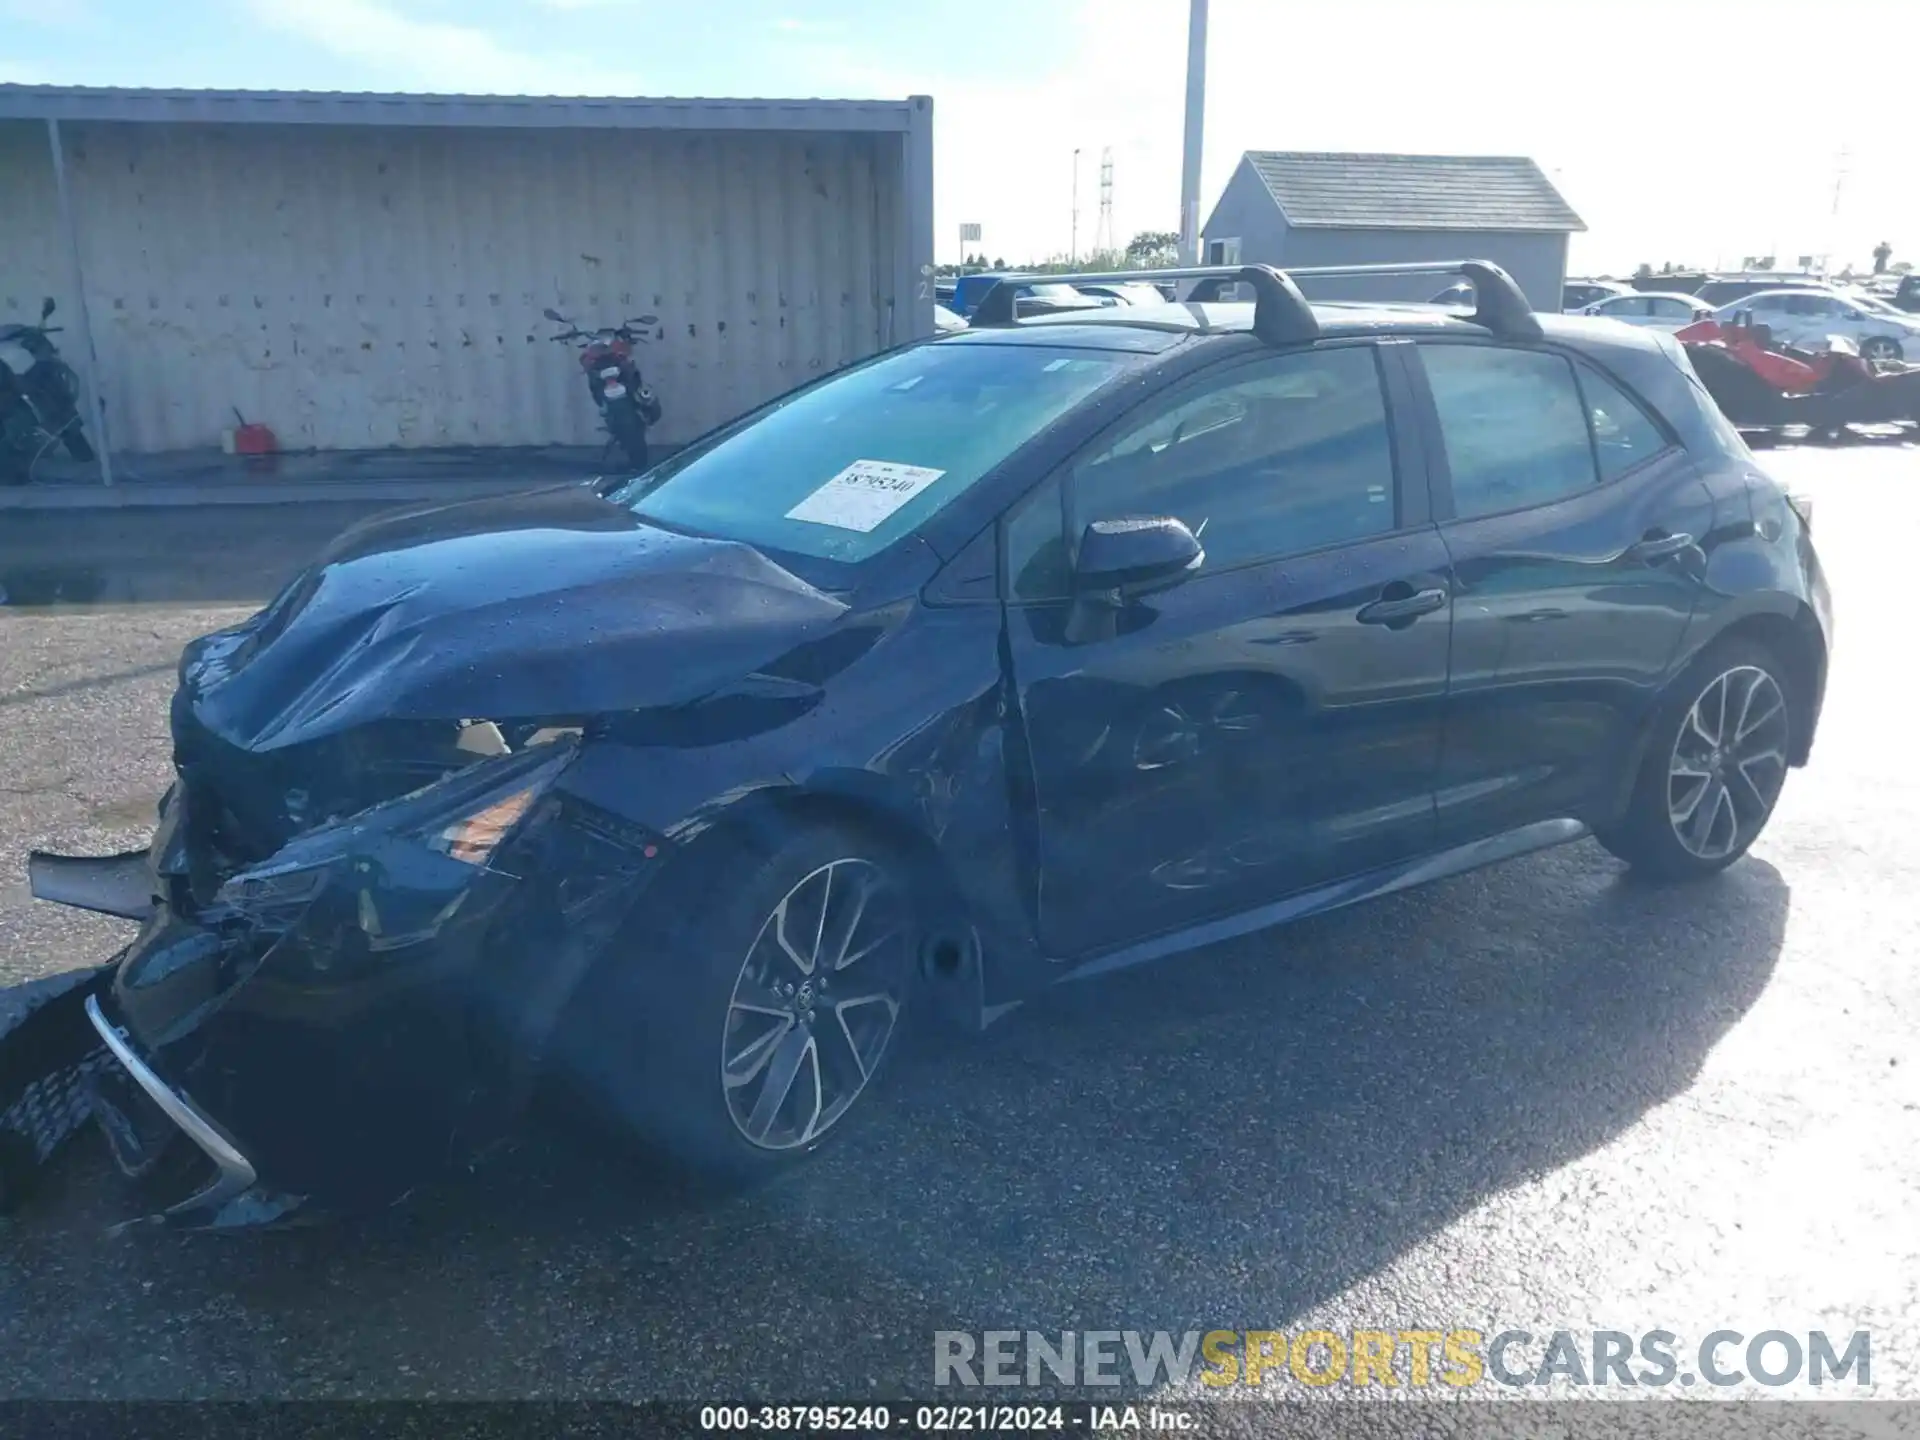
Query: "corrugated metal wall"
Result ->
[[1, 119, 903, 452]]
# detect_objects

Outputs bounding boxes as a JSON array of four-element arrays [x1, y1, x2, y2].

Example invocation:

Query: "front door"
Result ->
[[1003, 343, 1454, 958], [1408, 340, 1716, 843]]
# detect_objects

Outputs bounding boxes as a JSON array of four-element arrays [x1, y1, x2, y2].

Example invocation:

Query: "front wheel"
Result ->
[[1595, 640, 1795, 881], [1861, 336, 1904, 364], [573, 824, 921, 1178], [603, 401, 649, 470]]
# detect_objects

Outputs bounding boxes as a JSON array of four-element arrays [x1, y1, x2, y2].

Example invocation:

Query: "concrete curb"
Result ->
[[0, 478, 559, 510]]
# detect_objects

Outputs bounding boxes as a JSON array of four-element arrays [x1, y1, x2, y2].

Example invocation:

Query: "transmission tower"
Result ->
[[1094, 148, 1115, 257]]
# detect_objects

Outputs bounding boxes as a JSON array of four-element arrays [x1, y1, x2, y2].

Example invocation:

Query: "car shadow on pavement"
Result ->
[[1, 841, 1788, 1400]]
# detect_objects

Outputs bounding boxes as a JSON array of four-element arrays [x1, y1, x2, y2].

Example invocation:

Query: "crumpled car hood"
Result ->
[[182, 483, 849, 751]]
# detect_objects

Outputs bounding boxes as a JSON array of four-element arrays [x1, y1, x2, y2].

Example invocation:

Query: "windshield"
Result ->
[[612, 340, 1139, 564]]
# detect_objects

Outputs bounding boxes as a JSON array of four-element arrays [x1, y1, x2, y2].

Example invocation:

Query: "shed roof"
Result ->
[[0, 84, 925, 134], [1243, 151, 1585, 233]]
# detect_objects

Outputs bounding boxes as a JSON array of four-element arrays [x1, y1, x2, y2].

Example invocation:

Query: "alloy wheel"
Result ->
[[719, 858, 912, 1151], [1861, 336, 1901, 363], [1666, 665, 1790, 861]]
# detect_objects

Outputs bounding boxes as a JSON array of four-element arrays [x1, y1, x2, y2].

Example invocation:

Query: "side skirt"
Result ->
[[1057, 818, 1589, 986]]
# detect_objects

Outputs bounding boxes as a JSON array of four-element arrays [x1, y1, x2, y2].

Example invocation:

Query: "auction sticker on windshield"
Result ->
[[785, 460, 946, 533]]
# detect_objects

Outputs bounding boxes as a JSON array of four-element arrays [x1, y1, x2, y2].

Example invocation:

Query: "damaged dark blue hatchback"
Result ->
[[7, 262, 1832, 1229]]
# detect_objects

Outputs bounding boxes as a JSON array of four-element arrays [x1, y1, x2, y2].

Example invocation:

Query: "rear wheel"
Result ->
[[577, 824, 920, 1178], [603, 401, 649, 471], [1595, 640, 1795, 881], [1861, 336, 1903, 364]]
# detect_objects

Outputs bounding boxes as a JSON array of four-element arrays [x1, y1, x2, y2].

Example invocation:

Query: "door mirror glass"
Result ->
[[542, 308, 564, 322], [1073, 515, 1202, 595], [39, 296, 55, 321]]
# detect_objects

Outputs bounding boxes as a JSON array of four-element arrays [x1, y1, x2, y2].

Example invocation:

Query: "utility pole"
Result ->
[[1095, 147, 1115, 258], [1178, 0, 1209, 264], [1071, 147, 1081, 263]]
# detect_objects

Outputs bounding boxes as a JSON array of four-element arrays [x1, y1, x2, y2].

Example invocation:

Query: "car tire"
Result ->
[[576, 821, 922, 1180], [1594, 640, 1795, 882], [1861, 336, 1903, 364], [603, 402, 650, 472]]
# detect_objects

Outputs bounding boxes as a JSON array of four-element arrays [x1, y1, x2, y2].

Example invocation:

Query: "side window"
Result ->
[[1575, 364, 1671, 480], [1649, 297, 1690, 319], [1421, 345, 1595, 519], [1007, 347, 1397, 598], [1608, 296, 1652, 317]]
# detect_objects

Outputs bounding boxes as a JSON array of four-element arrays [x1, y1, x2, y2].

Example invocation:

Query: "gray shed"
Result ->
[[1200, 152, 1584, 311]]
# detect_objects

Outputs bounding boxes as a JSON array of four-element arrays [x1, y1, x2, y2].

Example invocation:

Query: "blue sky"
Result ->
[[6, 0, 1916, 274]]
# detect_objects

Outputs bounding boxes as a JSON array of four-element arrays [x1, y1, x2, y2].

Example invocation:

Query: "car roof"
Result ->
[[1598, 291, 1706, 304], [1719, 288, 1843, 304]]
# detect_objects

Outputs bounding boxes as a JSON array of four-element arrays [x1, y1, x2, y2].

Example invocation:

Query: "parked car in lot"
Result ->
[[934, 302, 968, 333], [1563, 278, 1633, 311], [1076, 282, 1171, 308], [1715, 288, 1920, 361], [15, 259, 1830, 1229], [1692, 274, 1833, 307], [1582, 291, 1714, 331], [951, 273, 1102, 318]]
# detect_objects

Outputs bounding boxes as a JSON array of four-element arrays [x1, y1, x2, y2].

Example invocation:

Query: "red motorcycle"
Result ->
[[544, 308, 662, 469]]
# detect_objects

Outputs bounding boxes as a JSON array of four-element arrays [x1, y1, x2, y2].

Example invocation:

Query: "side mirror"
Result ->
[[40, 296, 56, 321], [542, 308, 564, 323], [1073, 516, 1203, 597], [631, 314, 660, 327]]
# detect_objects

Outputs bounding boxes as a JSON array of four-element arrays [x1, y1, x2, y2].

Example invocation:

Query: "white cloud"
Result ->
[[246, 0, 648, 94]]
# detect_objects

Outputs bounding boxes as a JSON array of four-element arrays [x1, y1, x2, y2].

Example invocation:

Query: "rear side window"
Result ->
[[1576, 364, 1670, 480], [1421, 346, 1595, 519]]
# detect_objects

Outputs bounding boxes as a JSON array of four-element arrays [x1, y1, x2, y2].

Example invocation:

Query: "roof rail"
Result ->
[[968, 264, 1320, 346], [1279, 258, 1543, 341]]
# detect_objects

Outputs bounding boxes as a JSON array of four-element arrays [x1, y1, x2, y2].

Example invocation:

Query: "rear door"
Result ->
[[1003, 342, 1453, 957], [1407, 341, 1716, 844]]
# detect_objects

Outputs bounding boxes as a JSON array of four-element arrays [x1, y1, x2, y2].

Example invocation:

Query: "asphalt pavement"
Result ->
[[0, 448, 1915, 1419]]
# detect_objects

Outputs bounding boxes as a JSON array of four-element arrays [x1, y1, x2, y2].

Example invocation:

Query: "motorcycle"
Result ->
[[0, 296, 94, 485], [1679, 315, 1920, 435], [543, 308, 662, 470]]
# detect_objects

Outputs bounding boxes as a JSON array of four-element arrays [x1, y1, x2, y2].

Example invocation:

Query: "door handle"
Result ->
[[1356, 584, 1448, 627], [1626, 530, 1695, 562]]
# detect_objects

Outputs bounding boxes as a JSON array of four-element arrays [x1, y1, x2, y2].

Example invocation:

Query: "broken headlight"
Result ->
[[214, 738, 577, 918]]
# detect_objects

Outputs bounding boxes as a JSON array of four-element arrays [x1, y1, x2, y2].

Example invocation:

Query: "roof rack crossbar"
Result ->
[[968, 264, 1320, 345], [965, 257, 1540, 344], [1281, 259, 1543, 341]]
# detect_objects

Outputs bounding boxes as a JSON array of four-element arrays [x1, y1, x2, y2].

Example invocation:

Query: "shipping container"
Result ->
[[0, 87, 935, 464]]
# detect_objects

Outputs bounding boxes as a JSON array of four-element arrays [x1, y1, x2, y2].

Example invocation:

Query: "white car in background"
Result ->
[[1715, 288, 1920, 362], [1581, 291, 1714, 332]]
